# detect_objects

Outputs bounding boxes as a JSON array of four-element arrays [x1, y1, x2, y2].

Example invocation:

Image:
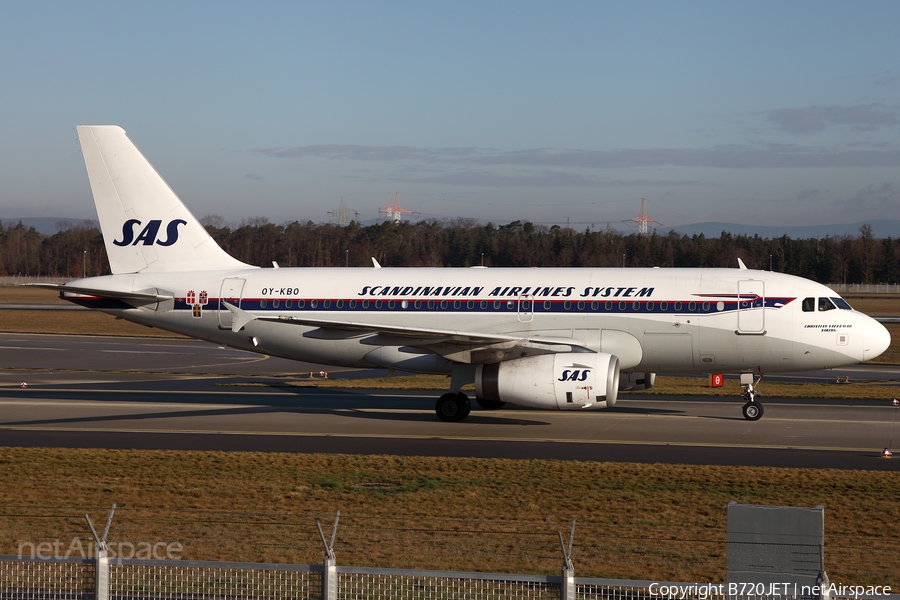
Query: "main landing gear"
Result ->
[[740, 373, 764, 421], [435, 393, 507, 421], [436, 392, 471, 422]]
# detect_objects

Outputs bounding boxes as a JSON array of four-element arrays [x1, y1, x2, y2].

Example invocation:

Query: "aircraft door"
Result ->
[[517, 294, 534, 322], [737, 280, 765, 333], [218, 277, 245, 329]]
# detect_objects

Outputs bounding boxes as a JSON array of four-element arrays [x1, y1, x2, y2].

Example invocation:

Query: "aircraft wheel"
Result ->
[[742, 401, 764, 421], [477, 398, 505, 410], [457, 393, 471, 419], [436, 393, 470, 422]]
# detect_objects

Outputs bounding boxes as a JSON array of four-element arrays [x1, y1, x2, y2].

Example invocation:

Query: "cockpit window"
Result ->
[[802, 297, 815, 312], [818, 297, 837, 311], [831, 297, 853, 310]]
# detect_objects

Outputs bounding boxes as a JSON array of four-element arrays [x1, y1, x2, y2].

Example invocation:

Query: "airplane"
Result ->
[[37, 126, 892, 422]]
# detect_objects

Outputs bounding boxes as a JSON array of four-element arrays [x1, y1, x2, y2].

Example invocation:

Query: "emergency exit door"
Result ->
[[737, 280, 765, 333]]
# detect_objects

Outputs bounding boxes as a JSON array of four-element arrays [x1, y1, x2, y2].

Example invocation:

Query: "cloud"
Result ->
[[762, 104, 899, 134], [797, 188, 821, 202], [838, 182, 900, 213], [395, 169, 703, 188], [245, 173, 264, 181], [874, 73, 900, 87], [256, 142, 900, 170], [257, 144, 477, 163]]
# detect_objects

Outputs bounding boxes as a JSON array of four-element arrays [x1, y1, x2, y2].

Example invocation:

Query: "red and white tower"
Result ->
[[631, 198, 658, 235], [380, 192, 414, 224]]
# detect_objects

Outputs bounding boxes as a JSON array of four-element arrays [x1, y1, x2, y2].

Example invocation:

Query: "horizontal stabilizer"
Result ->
[[24, 283, 173, 302]]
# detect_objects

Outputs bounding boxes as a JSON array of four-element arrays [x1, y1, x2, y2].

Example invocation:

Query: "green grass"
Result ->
[[0, 309, 185, 337], [0, 448, 896, 585]]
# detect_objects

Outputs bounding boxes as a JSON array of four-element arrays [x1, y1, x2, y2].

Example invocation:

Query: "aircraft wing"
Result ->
[[223, 302, 590, 363]]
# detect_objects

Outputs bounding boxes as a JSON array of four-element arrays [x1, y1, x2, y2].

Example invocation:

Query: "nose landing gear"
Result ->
[[740, 373, 764, 421]]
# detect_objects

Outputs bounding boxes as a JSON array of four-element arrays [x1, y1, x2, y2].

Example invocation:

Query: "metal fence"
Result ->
[[2, 555, 898, 600], [0, 556, 94, 600], [110, 560, 321, 600]]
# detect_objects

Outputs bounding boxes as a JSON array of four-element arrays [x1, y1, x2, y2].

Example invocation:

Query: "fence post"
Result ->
[[558, 521, 576, 600], [85, 504, 116, 600], [96, 549, 109, 600], [316, 511, 340, 600], [322, 556, 336, 600], [816, 535, 831, 600]]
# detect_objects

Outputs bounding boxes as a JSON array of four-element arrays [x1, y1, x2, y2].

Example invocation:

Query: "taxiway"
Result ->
[[1, 333, 898, 470]]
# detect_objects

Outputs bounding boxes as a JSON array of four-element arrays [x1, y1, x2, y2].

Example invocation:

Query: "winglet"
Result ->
[[223, 301, 258, 332], [372, 257, 382, 269], [737, 258, 748, 270]]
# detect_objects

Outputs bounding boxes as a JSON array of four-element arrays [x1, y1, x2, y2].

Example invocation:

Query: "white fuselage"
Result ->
[[65, 266, 890, 376]]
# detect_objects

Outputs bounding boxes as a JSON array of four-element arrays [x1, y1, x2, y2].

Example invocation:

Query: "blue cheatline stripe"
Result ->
[[168, 296, 795, 315]]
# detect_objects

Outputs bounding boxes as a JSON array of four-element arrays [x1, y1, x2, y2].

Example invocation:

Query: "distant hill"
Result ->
[[0, 217, 99, 235], [656, 220, 900, 240]]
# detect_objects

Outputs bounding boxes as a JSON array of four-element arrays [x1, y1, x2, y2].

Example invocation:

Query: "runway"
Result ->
[[1, 333, 898, 470]]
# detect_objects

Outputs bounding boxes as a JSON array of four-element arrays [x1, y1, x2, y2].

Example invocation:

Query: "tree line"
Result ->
[[2, 217, 897, 285]]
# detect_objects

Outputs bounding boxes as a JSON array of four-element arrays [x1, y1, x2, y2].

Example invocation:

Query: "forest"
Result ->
[[1, 216, 897, 285]]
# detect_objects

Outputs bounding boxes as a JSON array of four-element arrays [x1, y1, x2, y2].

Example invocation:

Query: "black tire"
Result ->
[[457, 393, 471, 419], [742, 401, 764, 421], [436, 393, 469, 422], [477, 398, 505, 410]]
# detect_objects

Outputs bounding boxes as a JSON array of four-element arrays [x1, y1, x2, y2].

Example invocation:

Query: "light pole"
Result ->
[[345, 249, 349, 267], [83, 251, 86, 278]]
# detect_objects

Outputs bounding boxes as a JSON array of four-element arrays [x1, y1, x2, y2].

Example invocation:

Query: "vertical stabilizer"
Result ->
[[76, 125, 254, 274]]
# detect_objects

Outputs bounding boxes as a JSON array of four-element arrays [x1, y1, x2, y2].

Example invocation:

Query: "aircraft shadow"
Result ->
[[605, 406, 682, 415], [0, 403, 550, 428], [336, 409, 549, 426]]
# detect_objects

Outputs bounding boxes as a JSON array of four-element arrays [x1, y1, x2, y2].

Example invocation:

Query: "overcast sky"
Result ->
[[1, 1, 898, 230]]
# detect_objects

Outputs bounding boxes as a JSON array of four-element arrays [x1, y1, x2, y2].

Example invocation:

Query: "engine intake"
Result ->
[[476, 353, 620, 410]]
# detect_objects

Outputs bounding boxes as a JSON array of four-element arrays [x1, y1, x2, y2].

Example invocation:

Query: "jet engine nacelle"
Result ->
[[475, 353, 620, 410], [619, 371, 656, 391]]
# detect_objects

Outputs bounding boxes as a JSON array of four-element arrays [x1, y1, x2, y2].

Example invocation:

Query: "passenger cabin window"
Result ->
[[831, 297, 853, 310], [818, 297, 837, 311], [802, 297, 815, 312]]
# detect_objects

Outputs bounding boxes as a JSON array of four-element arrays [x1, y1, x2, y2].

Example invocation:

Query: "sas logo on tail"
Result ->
[[558, 369, 591, 382], [114, 219, 187, 247]]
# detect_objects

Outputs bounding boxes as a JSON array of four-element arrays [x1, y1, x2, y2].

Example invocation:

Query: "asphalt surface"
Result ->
[[1, 332, 899, 470]]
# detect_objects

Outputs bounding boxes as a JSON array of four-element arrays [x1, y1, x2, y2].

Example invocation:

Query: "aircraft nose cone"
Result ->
[[864, 319, 891, 361]]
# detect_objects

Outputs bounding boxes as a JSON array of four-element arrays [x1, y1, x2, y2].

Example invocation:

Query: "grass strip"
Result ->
[[0, 448, 896, 585], [0, 310, 184, 337]]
